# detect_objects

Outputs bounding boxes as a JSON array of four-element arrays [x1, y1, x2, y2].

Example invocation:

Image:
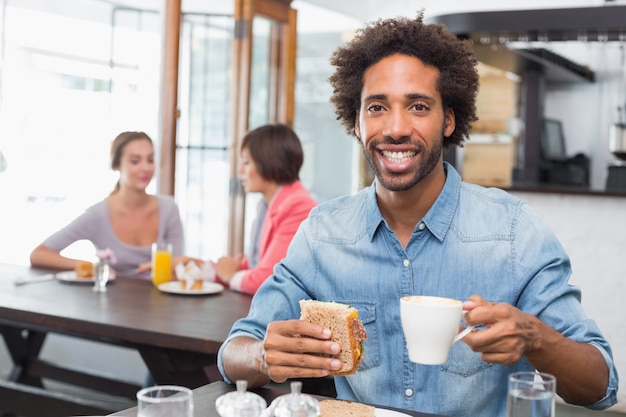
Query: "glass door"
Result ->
[[174, 1, 295, 260], [175, 13, 234, 260], [228, 0, 296, 255]]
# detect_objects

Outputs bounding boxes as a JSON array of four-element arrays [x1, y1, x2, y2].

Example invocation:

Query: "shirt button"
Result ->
[[403, 259, 410, 267], [418, 223, 425, 231], [405, 388, 413, 397]]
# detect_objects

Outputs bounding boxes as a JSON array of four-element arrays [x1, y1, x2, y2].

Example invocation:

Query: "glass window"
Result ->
[[0, 0, 161, 264], [176, 13, 234, 259], [0, 0, 362, 266]]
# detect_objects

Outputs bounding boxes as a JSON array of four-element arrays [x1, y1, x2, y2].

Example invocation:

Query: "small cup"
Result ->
[[400, 295, 474, 365], [93, 260, 110, 293], [266, 381, 320, 417], [506, 372, 556, 417], [151, 242, 172, 286], [137, 385, 193, 417]]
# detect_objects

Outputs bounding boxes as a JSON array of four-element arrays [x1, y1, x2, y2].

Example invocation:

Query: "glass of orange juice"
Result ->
[[151, 242, 172, 286]]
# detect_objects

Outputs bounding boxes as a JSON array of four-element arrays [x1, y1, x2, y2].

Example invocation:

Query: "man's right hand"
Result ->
[[222, 319, 342, 387], [262, 319, 342, 383]]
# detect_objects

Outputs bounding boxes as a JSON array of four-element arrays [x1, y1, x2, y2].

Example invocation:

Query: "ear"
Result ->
[[443, 107, 456, 138]]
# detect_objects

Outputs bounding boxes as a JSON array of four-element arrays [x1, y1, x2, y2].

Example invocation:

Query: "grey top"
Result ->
[[43, 195, 184, 278]]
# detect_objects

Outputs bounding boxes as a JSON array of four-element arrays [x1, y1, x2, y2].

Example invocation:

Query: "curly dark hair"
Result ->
[[329, 11, 479, 148]]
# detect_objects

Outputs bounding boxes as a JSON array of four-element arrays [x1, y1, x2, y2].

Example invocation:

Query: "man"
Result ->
[[217, 12, 618, 417]]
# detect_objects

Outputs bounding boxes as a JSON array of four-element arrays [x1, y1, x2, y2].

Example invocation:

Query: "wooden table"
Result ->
[[109, 380, 447, 417], [0, 263, 252, 416]]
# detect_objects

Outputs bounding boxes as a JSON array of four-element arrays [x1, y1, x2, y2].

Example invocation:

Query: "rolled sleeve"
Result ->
[[583, 342, 619, 410]]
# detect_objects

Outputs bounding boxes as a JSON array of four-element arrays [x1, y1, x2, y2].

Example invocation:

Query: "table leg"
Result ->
[[137, 345, 220, 388], [0, 325, 46, 387]]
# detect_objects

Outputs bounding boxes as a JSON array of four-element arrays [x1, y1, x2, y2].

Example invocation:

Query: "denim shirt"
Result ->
[[218, 163, 618, 417]]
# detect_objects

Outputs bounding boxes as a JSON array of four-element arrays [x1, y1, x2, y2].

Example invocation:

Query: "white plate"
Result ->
[[55, 271, 116, 283], [158, 281, 224, 295], [376, 408, 412, 417]]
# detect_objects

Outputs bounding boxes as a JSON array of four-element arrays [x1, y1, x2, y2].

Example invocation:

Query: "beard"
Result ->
[[362, 127, 445, 192]]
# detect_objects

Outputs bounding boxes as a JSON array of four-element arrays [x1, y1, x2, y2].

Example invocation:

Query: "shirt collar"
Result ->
[[364, 162, 461, 242]]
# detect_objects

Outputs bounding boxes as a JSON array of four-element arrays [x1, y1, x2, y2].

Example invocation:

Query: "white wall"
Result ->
[[512, 191, 626, 413]]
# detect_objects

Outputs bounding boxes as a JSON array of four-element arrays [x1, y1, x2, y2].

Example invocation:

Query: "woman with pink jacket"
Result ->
[[214, 124, 317, 295]]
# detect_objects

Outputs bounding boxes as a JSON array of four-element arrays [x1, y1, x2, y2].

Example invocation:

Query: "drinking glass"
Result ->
[[151, 242, 172, 286], [506, 371, 556, 417], [137, 385, 193, 417], [93, 260, 109, 292]]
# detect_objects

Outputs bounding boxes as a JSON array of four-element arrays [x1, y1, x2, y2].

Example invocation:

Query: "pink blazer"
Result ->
[[238, 180, 316, 294]]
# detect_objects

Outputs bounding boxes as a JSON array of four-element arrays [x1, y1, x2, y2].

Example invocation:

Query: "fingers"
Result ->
[[265, 320, 338, 354], [462, 300, 533, 365], [135, 262, 151, 273], [214, 256, 240, 281], [463, 295, 506, 326], [262, 320, 342, 382], [263, 350, 342, 383], [463, 294, 490, 311]]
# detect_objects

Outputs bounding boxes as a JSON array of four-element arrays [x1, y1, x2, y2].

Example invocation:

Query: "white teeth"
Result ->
[[382, 151, 416, 162]]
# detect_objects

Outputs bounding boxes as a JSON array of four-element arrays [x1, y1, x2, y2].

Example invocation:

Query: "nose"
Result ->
[[139, 160, 152, 172], [382, 109, 412, 140]]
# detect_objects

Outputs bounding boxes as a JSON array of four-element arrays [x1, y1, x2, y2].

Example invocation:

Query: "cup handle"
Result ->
[[452, 311, 476, 344]]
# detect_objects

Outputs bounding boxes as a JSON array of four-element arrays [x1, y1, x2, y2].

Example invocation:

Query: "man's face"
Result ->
[[355, 54, 455, 192]]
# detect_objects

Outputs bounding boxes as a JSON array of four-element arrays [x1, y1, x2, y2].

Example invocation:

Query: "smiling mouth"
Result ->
[[381, 150, 416, 162]]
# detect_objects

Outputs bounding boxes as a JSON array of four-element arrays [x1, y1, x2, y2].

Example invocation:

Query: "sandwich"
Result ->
[[299, 300, 367, 376], [320, 399, 375, 417], [175, 261, 204, 290], [75, 261, 94, 278], [182, 279, 203, 291]]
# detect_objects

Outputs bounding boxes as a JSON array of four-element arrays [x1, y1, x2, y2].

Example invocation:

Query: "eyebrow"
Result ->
[[406, 93, 435, 102], [362, 93, 436, 103], [363, 94, 387, 102]]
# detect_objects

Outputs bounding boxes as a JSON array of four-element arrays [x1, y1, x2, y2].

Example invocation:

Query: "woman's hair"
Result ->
[[328, 11, 479, 148], [241, 124, 303, 184], [110, 131, 153, 192]]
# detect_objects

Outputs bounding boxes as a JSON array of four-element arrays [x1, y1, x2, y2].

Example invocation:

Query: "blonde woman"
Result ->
[[30, 131, 183, 278]]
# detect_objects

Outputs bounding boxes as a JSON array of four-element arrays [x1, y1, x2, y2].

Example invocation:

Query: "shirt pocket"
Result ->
[[441, 342, 492, 376], [343, 301, 381, 371]]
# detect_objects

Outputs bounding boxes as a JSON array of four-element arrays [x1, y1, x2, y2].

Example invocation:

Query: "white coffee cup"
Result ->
[[400, 295, 475, 365]]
